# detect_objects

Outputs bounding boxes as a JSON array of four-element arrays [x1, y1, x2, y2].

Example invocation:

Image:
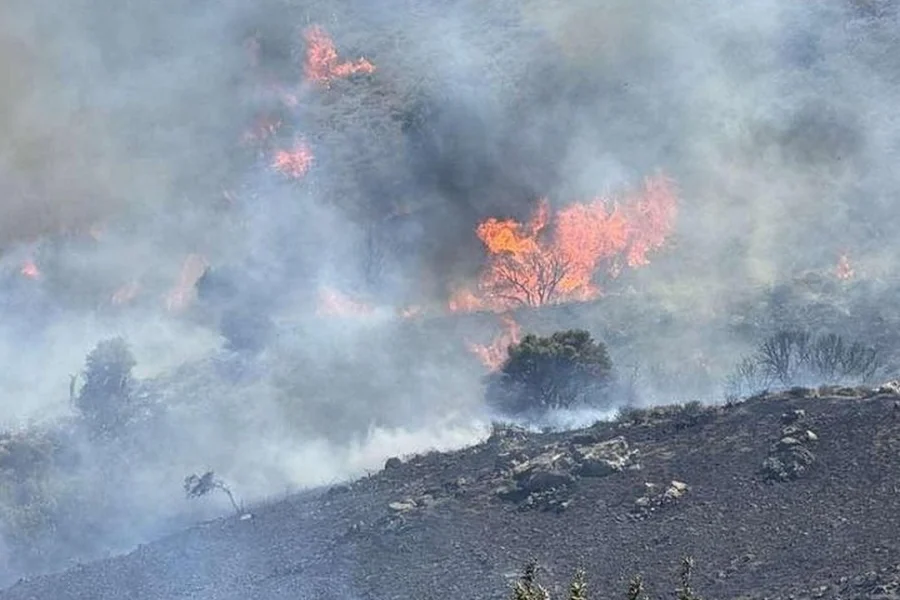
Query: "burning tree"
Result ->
[[451, 175, 678, 313]]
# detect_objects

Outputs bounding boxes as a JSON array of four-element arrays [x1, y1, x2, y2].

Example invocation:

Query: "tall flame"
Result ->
[[303, 26, 376, 86], [450, 174, 677, 312], [469, 315, 521, 371]]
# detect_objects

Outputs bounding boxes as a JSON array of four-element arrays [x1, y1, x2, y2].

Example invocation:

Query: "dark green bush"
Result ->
[[486, 329, 614, 418], [74, 337, 138, 439]]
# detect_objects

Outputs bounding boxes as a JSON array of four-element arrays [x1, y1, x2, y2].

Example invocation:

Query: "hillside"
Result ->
[[3, 386, 900, 599]]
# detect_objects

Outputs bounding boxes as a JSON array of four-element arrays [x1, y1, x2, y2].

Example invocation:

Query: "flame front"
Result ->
[[303, 26, 376, 86], [272, 140, 314, 179], [451, 174, 677, 312], [469, 315, 521, 371]]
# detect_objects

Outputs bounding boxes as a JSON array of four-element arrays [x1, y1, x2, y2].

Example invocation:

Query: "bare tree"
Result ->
[[184, 471, 243, 516], [485, 249, 571, 308]]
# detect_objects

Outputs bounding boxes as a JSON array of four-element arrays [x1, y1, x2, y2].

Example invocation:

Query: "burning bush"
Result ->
[[725, 330, 884, 398], [486, 329, 614, 418]]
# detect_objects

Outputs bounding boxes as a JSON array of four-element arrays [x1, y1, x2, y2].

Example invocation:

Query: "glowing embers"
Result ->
[[271, 139, 314, 179], [303, 26, 376, 86], [450, 174, 678, 312]]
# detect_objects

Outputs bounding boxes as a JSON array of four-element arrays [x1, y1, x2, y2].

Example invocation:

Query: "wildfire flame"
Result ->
[[20, 260, 40, 280], [835, 253, 854, 280], [303, 26, 376, 86], [469, 315, 521, 371], [272, 140, 314, 179], [165, 254, 209, 312], [316, 286, 375, 317], [450, 174, 678, 312]]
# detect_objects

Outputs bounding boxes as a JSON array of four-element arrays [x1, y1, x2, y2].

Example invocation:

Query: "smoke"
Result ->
[[0, 0, 898, 585]]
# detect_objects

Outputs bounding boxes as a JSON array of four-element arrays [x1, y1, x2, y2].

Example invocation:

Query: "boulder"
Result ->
[[521, 470, 576, 494], [384, 456, 402, 470], [573, 436, 638, 477]]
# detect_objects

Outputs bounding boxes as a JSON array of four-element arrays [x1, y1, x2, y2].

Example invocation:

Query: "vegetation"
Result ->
[[486, 329, 614, 418], [184, 470, 243, 516], [726, 330, 884, 399], [73, 337, 139, 439], [508, 558, 702, 600]]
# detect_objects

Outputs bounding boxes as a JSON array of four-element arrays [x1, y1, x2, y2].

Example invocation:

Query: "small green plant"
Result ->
[[511, 561, 549, 600], [507, 557, 705, 600], [568, 568, 588, 600], [626, 575, 648, 600], [676, 556, 702, 600]]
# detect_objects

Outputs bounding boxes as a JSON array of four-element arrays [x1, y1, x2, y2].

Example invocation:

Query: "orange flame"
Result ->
[[316, 287, 375, 317], [303, 26, 376, 86], [835, 253, 854, 280], [20, 260, 40, 280], [469, 316, 521, 371], [272, 140, 314, 179], [450, 174, 677, 312], [165, 254, 209, 312]]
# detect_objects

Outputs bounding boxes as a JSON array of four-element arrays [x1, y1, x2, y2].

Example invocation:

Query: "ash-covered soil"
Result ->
[[3, 387, 900, 600]]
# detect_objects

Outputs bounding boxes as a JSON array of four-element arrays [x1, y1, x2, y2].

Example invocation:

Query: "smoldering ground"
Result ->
[[0, 0, 898, 585]]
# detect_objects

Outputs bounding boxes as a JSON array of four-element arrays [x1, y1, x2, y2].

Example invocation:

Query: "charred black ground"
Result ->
[[2, 387, 899, 599]]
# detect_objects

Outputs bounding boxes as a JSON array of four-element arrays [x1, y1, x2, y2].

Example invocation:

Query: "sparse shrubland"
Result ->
[[725, 330, 885, 399], [508, 557, 703, 600], [486, 330, 615, 419]]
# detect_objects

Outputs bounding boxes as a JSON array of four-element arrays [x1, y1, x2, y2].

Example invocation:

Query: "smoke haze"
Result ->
[[0, 0, 898, 584]]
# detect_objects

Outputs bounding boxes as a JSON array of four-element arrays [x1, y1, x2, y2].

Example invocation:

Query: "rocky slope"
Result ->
[[3, 386, 900, 600]]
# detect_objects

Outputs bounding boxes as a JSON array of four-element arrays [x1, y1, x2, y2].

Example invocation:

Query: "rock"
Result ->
[[781, 409, 807, 425], [777, 436, 803, 450], [804, 430, 818, 442], [384, 457, 402, 470], [512, 449, 572, 480], [388, 500, 417, 513], [521, 470, 576, 494], [876, 380, 900, 396], [573, 436, 638, 477]]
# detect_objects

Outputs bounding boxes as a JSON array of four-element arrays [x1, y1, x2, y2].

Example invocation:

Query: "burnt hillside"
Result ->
[[3, 386, 900, 599]]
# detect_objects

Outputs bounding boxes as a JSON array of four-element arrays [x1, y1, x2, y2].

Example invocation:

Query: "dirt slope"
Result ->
[[3, 387, 900, 600]]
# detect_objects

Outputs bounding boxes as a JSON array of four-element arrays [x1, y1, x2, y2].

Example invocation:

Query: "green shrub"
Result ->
[[487, 329, 614, 418], [74, 338, 138, 439]]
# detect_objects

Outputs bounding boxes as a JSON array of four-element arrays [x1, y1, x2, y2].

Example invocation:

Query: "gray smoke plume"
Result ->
[[0, 0, 898, 584]]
